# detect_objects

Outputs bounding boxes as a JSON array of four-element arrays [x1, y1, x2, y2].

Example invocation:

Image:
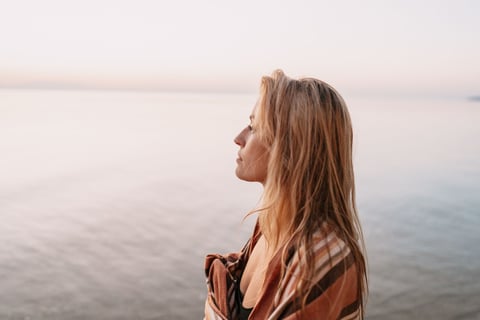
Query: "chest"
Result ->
[[239, 236, 272, 308]]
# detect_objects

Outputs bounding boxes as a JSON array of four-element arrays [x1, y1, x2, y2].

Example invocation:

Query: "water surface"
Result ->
[[1, 90, 479, 319]]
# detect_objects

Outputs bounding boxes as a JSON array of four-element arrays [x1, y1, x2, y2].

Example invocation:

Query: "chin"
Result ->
[[236, 172, 262, 184], [235, 170, 247, 181], [235, 169, 249, 182], [235, 167, 266, 184]]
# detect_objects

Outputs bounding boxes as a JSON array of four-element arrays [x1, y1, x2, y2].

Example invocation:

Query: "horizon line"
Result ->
[[0, 84, 476, 101], [0, 84, 256, 95]]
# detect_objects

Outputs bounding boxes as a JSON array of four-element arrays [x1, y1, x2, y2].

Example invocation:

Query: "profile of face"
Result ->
[[234, 105, 269, 184]]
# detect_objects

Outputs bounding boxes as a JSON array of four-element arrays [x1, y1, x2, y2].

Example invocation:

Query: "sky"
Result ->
[[0, 0, 479, 97]]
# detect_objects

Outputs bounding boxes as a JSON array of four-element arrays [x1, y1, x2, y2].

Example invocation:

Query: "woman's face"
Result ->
[[234, 105, 269, 184]]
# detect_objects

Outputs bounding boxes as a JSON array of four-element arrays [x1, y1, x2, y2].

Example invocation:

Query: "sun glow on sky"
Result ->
[[0, 0, 479, 96]]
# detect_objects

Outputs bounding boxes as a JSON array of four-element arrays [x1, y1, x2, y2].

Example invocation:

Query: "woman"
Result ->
[[204, 70, 368, 320]]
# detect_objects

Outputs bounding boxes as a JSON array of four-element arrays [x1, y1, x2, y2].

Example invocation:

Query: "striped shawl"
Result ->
[[204, 221, 360, 320]]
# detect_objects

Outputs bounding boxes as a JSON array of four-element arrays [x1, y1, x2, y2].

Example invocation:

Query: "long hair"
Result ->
[[254, 70, 368, 318]]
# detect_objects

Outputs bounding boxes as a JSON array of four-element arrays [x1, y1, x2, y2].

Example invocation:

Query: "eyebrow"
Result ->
[[249, 115, 254, 121]]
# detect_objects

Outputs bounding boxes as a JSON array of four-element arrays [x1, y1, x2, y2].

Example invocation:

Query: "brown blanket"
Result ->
[[204, 221, 360, 320]]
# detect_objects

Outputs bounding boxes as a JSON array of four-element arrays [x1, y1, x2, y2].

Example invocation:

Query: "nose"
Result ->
[[234, 127, 248, 146]]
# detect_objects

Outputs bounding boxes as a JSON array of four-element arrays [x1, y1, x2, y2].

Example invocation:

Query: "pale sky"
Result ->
[[0, 0, 478, 97]]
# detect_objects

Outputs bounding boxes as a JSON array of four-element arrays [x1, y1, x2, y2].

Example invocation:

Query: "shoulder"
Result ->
[[308, 228, 358, 304], [285, 226, 354, 281], [310, 227, 354, 276], [271, 227, 359, 319]]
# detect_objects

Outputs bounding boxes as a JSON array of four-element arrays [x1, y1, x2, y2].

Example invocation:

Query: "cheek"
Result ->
[[235, 142, 269, 182], [247, 144, 265, 162], [251, 147, 269, 171], [259, 152, 269, 171]]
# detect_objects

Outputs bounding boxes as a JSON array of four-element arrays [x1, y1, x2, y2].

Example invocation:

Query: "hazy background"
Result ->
[[1, 0, 479, 97], [1, 1, 479, 320]]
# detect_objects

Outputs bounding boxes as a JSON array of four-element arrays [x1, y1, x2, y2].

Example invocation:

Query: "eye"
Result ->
[[248, 124, 253, 131]]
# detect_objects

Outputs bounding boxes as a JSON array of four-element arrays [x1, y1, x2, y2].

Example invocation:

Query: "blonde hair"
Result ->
[[255, 70, 367, 318]]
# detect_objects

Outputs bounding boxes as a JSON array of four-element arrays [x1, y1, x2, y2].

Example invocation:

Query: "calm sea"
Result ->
[[1, 89, 479, 320]]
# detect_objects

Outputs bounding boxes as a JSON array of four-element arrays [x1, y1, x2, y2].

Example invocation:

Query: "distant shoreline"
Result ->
[[469, 96, 480, 101]]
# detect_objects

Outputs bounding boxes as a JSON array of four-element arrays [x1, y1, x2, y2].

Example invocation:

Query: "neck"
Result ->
[[259, 218, 288, 258]]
